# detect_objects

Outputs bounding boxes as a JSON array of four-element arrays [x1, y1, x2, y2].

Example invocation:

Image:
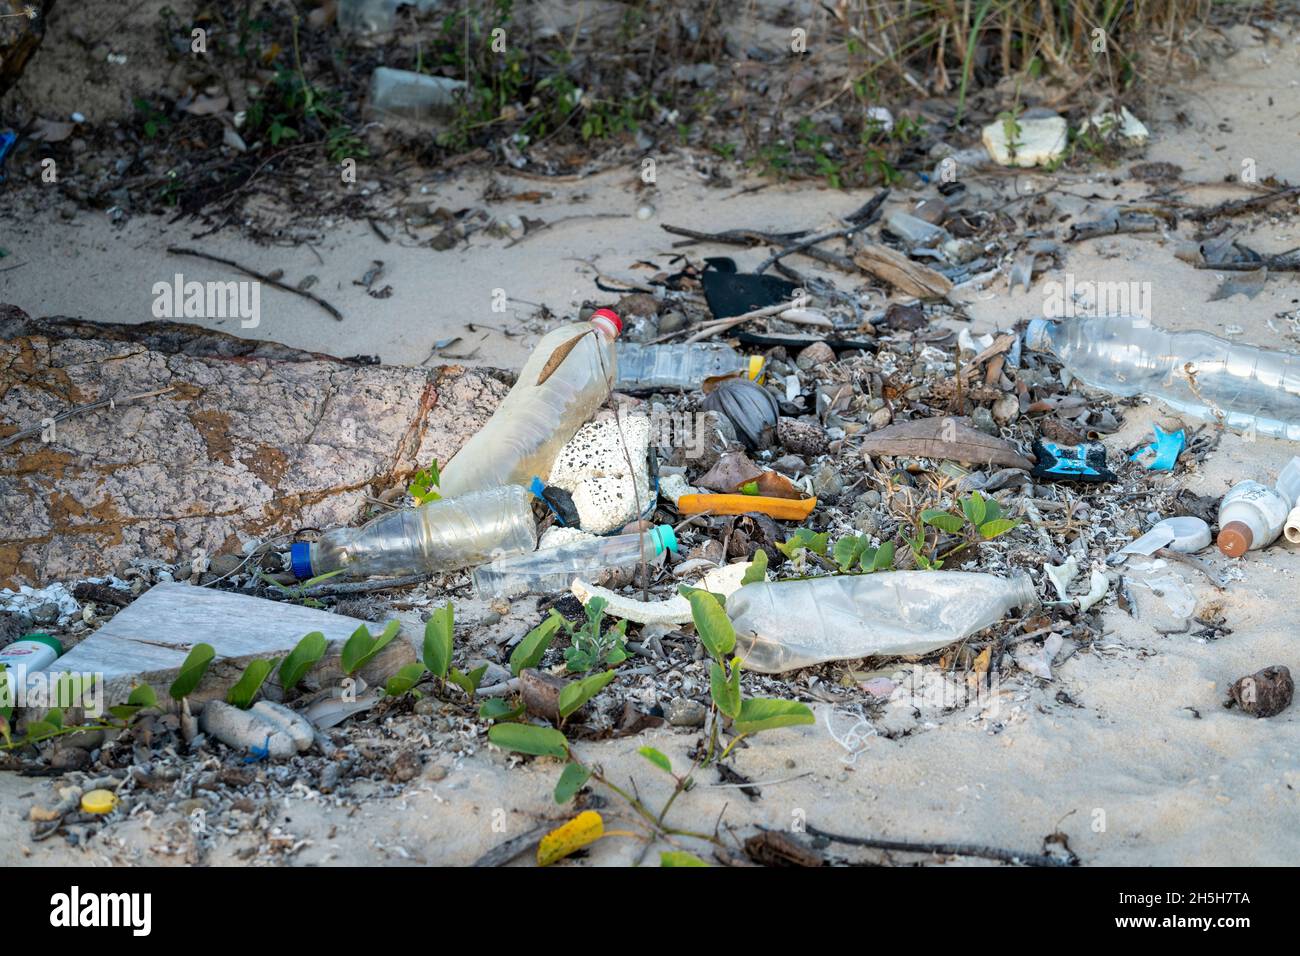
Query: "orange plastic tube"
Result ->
[[676, 493, 817, 520]]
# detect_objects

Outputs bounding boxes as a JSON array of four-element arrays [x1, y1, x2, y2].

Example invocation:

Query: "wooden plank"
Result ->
[[39, 582, 417, 709]]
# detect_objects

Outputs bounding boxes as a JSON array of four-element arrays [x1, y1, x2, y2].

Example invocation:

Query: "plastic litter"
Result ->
[[1216, 480, 1288, 557], [1025, 314, 1300, 442], [0, 632, 62, 672], [727, 571, 1038, 673], [1130, 423, 1186, 471], [1031, 438, 1116, 482], [676, 492, 817, 521], [1274, 456, 1300, 544], [291, 484, 537, 579], [615, 343, 758, 391], [439, 309, 621, 496], [1121, 516, 1212, 556], [571, 560, 755, 626], [981, 112, 1067, 167], [80, 789, 118, 815], [472, 524, 678, 598], [369, 67, 466, 121]]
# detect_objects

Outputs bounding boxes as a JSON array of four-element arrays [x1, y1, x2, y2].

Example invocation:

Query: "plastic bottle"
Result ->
[[614, 343, 753, 391], [726, 571, 1038, 673], [291, 485, 537, 580], [473, 525, 678, 598], [1273, 457, 1300, 544], [1216, 480, 1288, 557], [0, 633, 63, 673], [1024, 315, 1300, 441], [438, 309, 622, 498]]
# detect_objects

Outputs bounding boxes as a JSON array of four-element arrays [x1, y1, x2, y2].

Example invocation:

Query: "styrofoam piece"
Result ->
[[1121, 516, 1211, 556], [548, 415, 652, 533], [982, 114, 1067, 167], [571, 560, 755, 625], [1080, 104, 1149, 146]]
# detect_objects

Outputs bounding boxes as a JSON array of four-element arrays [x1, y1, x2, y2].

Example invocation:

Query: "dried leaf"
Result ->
[[536, 330, 592, 386], [860, 417, 1034, 470]]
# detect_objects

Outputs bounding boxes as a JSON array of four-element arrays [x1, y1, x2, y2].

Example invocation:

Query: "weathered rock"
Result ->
[[666, 696, 706, 727], [777, 417, 829, 457], [0, 308, 510, 586], [796, 341, 835, 370], [1227, 666, 1293, 718], [250, 700, 316, 751]]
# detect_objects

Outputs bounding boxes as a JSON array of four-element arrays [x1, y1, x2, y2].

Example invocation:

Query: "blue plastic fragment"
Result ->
[[1130, 424, 1186, 472], [243, 733, 273, 763], [0, 130, 16, 183]]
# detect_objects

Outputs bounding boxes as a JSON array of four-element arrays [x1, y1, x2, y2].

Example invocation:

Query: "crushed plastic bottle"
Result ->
[[291, 485, 537, 580], [727, 571, 1038, 673], [1025, 315, 1300, 441], [472, 524, 678, 598], [614, 343, 752, 391], [438, 310, 621, 498], [1216, 480, 1288, 557]]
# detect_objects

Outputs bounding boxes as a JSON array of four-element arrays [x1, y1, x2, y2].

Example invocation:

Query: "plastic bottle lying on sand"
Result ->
[[438, 310, 621, 498], [614, 343, 751, 391], [727, 572, 1038, 673], [291, 485, 537, 580], [1216, 480, 1288, 557], [473, 524, 678, 598], [1025, 315, 1300, 441], [1273, 456, 1300, 544]]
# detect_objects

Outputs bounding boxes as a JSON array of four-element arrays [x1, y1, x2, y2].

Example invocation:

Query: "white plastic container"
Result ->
[[1025, 315, 1300, 441], [0, 633, 63, 673], [727, 571, 1038, 673], [1273, 457, 1300, 544], [472, 524, 678, 598], [292, 485, 537, 579], [438, 310, 621, 498], [1216, 480, 1288, 557]]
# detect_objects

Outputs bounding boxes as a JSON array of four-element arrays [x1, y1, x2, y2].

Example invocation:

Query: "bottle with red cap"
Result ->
[[439, 309, 622, 498]]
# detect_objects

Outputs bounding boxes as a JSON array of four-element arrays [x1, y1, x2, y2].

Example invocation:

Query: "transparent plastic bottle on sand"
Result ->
[[438, 309, 621, 498], [473, 524, 678, 598], [727, 571, 1038, 673], [291, 485, 536, 580], [1025, 315, 1300, 441], [614, 343, 750, 391]]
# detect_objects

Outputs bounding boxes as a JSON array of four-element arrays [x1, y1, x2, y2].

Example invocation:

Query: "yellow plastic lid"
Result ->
[[80, 789, 118, 814]]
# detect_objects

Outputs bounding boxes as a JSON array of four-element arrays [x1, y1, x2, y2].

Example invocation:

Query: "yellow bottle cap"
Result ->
[[80, 789, 118, 814], [747, 355, 766, 383]]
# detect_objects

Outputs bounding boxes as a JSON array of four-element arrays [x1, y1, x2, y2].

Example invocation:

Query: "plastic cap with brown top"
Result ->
[[1217, 520, 1254, 558]]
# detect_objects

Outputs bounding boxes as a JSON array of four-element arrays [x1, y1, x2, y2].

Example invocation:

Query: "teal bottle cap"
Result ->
[[650, 524, 679, 555]]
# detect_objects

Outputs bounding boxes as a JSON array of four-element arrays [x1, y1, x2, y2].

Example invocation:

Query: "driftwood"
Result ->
[[807, 824, 1075, 867], [1184, 184, 1300, 222], [859, 417, 1034, 470], [853, 244, 953, 299]]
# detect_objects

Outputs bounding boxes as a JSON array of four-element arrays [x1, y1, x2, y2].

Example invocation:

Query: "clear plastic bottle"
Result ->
[[727, 571, 1038, 673], [438, 309, 621, 498], [472, 524, 678, 598], [615, 343, 751, 390], [291, 485, 537, 580], [1025, 315, 1300, 441]]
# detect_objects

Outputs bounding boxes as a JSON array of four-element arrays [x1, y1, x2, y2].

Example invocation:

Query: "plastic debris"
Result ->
[[1130, 423, 1186, 471], [1032, 438, 1116, 483], [1216, 480, 1288, 557], [571, 560, 755, 626], [981, 112, 1067, 167], [1121, 516, 1211, 556]]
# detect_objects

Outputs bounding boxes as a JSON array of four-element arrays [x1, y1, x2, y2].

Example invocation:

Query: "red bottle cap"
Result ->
[[590, 308, 622, 336]]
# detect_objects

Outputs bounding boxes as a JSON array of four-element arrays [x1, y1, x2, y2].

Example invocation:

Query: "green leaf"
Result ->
[[478, 698, 525, 722], [684, 588, 736, 660], [23, 720, 58, 740], [422, 605, 454, 679], [558, 670, 617, 719], [342, 620, 403, 676], [921, 509, 964, 534], [553, 762, 592, 803], [226, 658, 278, 709], [834, 535, 868, 572], [127, 684, 158, 709], [279, 631, 327, 691], [448, 663, 488, 697], [710, 660, 742, 718], [979, 517, 1020, 540], [961, 491, 986, 527], [733, 698, 815, 735], [660, 850, 709, 867], [740, 480, 759, 495], [168, 643, 215, 700], [510, 613, 562, 676], [384, 662, 427, 697], [488, 722, 569, 758], [638, 746, 673, 774], [775, 527, 829, 558], [677, 584, 726, 610], [46, 707, 63, 730], [869, 540, 895, 571], [740, 548, 768, 586], [982, 497, 1003, 522]]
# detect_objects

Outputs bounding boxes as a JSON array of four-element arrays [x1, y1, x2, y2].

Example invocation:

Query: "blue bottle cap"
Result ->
[[290, 542, 314, 580]]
